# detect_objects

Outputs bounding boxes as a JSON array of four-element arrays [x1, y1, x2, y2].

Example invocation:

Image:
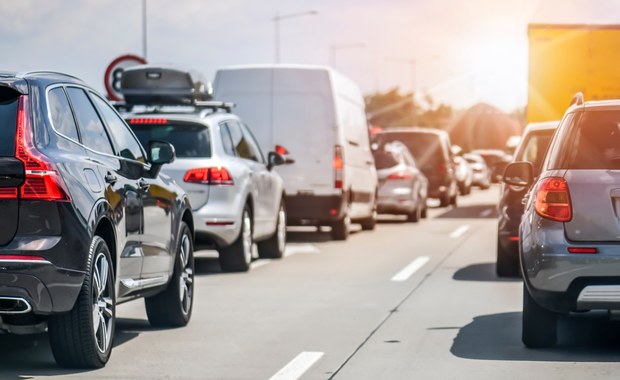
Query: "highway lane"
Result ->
[[1, 185, 619, 379]]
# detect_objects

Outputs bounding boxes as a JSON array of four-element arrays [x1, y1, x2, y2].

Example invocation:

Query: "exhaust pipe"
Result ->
[[0, 297, 32, 314]]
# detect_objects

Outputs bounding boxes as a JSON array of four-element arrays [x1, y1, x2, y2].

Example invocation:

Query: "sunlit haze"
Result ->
[[2, 0, 619, 112]]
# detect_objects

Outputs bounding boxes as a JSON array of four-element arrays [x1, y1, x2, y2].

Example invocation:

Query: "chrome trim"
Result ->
[[0, 259, 52, 264], [121, 275, 170, 290], [0, 297, 32, 314], [577, 285, 620, 308]]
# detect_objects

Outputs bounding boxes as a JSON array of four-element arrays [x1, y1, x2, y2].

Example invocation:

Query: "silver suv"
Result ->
[[505, 93, 620, 347], [119, 66, 289, 272]]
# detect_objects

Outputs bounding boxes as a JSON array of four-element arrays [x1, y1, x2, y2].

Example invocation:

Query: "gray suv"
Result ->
[[505, 93, 620, 347]]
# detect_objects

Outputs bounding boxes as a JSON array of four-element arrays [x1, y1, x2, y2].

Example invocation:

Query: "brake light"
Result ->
[[128, 118, 168, 124], [334, 145, 343, 189], [15, 96, 70, 201], [534, 177, 571, 222], [275, 145, 289, 155], [387, 171, 413, 180], [183, 167, 234, 185], [568, 247, 598, 254]]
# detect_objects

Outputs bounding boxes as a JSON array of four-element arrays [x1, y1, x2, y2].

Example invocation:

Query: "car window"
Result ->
[[373, 150, 399, 169], [65, 87, 115, 155], [0, 90, 18, 157], [516, 132, 553, 173], [226, 120, 260, 162], [219, 123, 236, 156], [91, 94, 145, 163], [131, 121, 212, 158], [563, 110, 620, 170], [382, 132, 444, 168], [48, 87, 80, 142], [546, 113, 576, 170], [241, 123, 265, 163]]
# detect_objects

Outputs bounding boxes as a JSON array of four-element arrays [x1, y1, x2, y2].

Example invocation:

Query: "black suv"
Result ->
[[0, 71, 194, 368]]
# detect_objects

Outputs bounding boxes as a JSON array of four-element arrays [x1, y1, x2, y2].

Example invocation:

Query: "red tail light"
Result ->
[[387, 171, 413, 180], [567, 247, 597, 254], [334, 145, 344, 189], [184, 167, 234, 185], [128, 118, 168, 125], [438, 162, 447, 175], [15, 96, 70, 201], [534, 177, 571, 222]]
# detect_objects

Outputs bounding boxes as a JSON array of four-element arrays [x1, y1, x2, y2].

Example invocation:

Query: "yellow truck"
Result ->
[[528, 24, 620, 122]]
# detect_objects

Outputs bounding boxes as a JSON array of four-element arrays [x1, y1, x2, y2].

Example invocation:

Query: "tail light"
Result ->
[[184, 167, 234, 185], [15, 96, 70, 201], [334, 145, 343, 189], [534, 177, 571, 222], [387, 171, 413, 180], [438, 162, 447, 175]]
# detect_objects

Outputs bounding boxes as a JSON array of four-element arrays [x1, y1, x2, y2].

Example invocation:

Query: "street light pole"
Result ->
[[273, 10, 318, 63], [142, 0, 147, 60], [330, 43, 366, 68]]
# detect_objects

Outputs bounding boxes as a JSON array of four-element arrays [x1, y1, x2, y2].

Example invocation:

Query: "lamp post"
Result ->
[[274, 10, 318, 63], [142, 0, 147, 60], [330, 43, 366, 68]]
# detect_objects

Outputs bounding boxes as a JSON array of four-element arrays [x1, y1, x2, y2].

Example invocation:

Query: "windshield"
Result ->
[[380, 132, 445, 168], [373, 150, 399, 169]]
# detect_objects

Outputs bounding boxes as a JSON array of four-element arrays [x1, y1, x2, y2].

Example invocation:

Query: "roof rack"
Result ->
[[112, 99, 235, 114], [570, 92, 585, 107]]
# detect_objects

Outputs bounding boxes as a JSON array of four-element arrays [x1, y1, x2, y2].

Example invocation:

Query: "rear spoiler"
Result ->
[[0, 79, 28, 95]]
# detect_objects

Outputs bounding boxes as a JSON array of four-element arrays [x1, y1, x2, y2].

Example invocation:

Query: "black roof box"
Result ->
[[120, 65, 211, 105]]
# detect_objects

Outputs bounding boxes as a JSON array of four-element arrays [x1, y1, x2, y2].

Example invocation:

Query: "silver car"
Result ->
[[373, 141, 428, 222], [505, 93, 620, 347], [463, 153, 491, 189], [125, 106, 288, 273]]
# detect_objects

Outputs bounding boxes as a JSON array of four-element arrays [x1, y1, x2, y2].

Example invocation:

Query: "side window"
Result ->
[[241, 123, 265, 163], [65, 87, 115, 155], [546, 113, 576, 170], [48, 87, 80, 141], [219, 123, 236, 156], [90, 94, 145, 163], [226, 120, 260, 162]]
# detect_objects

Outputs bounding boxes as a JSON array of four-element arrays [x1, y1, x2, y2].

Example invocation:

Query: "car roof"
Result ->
[[523, 121, 559, 133], [568, 99, 620, 113], [380, 127, 447, 136], [122, 107, 239, 126]]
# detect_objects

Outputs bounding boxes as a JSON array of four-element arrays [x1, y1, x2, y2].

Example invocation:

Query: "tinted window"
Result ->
[[561, 110, 620, 169], [0, 90, 17, 157], [131, 121, 212, 158], [381, 132, 445, 168], [373, 150, 399, 169], [66, 87, 114, 155], [91, 94, 145, 163], [226, 121, 260, 162], [219, 123, 236, 156], [48, 88, 79, 141], [546, 113, 575, 170]]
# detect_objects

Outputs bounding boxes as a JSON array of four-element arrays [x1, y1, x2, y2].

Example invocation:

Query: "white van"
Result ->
[[212, 65, 377, 240]]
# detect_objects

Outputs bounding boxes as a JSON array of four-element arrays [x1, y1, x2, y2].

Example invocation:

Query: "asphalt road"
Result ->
[[2, 185, 620, 379]]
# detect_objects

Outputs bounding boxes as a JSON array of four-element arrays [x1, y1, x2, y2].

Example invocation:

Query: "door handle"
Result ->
[[105, 172, 117, 184], [138, 178, 150, 190]]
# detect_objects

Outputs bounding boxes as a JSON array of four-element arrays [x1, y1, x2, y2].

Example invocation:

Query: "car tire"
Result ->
[[421, 200, 428, 218], [257, 202, 286, 259], [145, 222, 194, 327], [450, 193, 457, 206], [407, 202, 421, 223], [439, 193, 451, 207], [522, 283, 557, 348], [219, 205, 253, 272], [360, 201, 377, 231], [48, 236, 115, 369], [331, 204, 351, 240], [496, 239, 519, 277]]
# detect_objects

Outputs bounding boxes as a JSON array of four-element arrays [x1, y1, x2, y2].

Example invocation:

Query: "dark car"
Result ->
[[508, 93, 620, 347], [375, 127, 458, 207], [496, 121, 557, 277], [0, 71, 194, 368]]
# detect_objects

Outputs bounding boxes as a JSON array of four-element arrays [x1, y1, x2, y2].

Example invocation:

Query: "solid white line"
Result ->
[[284, 244, 320, 257], [269, 352, 324, 380], [450, 224, 470, 238], [391, 256, 430, 282]]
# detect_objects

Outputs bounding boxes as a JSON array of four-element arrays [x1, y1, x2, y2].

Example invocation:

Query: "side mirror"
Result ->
[[503, 161, 533, 187], [267, 151, 286, 170], [148, 140, 176, 165]]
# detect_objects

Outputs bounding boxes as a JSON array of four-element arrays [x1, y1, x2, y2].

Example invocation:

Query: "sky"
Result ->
[[2, 0, 620, 112]]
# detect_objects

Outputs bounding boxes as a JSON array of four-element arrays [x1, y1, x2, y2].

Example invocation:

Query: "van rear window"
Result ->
[[130, 121, 212, 158], [380, 132, 444, 167], [0, 90, 18, 157]]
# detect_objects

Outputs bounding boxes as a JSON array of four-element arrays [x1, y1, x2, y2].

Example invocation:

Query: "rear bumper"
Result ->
[[521, 214, 620, 313], [192, 196, 243, 248], [285, 194, 346, 225], [0, 259, 84, 314]]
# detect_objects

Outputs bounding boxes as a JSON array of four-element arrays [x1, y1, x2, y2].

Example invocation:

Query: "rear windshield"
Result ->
[[0, 90, 18, 157], [556, 110, 620, 170], [373, 150, 399, 169], [130, 121, 212, 158], [380, 132, 445, 167]]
